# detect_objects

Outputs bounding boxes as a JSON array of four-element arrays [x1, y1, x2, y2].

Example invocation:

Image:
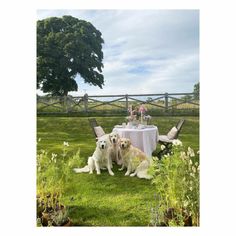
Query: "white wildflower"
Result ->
[[187, 147, 195, 157], [189, 186, 193, 191], [183, 201, 189, 207], [173, 139, 183, 146], [197, 165, 200, 172], [190, 173, 195, 177], [189, 159, 193, 165], [152, 156, 159, 161], [164, 153, 170, 158], [197, 150, 200, 155], [180, 151, 187, 160], [192, 166, 196, 173], [38, 138, 41, 142], [51, 153, 57, 161], [63, 141, 69, 147], [161, 145, 166, 150], [195, 162, 198, 166]]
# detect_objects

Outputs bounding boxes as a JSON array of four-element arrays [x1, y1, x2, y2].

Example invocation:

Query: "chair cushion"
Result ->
[[94, 126, 105, 137], [167, 126, 178, 140], [158, 135, 174, 143]]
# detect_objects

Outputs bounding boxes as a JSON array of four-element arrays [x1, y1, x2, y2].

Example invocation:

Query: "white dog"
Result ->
[[74, 136, 114, 176], [107, 132, 122, 166], [119, 138, 152, 179]]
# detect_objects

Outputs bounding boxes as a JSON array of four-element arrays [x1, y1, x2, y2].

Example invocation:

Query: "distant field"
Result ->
[[37, 97, 199, 116]]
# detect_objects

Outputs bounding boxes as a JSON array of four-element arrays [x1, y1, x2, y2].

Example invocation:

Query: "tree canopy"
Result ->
[[37, 15, 105, 96]]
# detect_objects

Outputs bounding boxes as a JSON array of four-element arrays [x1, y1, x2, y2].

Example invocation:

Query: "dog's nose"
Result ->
[[113, 139, 116, 143], [121, 144, 124, 148], [101, 145, 105, 149]]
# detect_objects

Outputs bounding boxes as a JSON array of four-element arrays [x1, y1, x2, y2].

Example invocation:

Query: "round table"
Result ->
[[113, 126, 159, 157]]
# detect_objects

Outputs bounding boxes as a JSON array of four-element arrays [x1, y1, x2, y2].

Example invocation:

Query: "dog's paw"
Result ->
[[118, 168, 123, 171], [89, 171, 93, 174], [96, 172, 101, 175], [125, 172, 130, 176], [130, 173, 135, 177], [109, 172, 115, 176]]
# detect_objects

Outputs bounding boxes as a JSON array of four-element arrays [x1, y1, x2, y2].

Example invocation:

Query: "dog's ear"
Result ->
[[109, 133, 112, 142], [117, 138, 121, 145], [96, 140, 99, 146], [127, 139, 131, 147], [116, 133, 120, 139]]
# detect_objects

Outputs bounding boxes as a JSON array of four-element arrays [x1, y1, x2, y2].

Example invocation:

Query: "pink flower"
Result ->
[[139, 104, 147, 113]]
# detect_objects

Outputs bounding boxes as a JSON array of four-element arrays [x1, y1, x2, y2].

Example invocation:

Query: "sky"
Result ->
[[37, 10, 199, 96]]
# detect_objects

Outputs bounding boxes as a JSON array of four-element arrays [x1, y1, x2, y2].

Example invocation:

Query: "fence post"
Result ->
[[164, 93, 168, 112], [84, 93, 88, 113], [125, 94, 129, 113], [64, 96, 68, 113]]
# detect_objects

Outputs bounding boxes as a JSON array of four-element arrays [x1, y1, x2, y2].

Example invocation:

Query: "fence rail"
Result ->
[[37, 92, 199, 116]]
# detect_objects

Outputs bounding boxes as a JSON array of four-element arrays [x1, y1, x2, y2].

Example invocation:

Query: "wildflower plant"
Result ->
[[37, 141, 82, 198], [149, 141, 200, 226]]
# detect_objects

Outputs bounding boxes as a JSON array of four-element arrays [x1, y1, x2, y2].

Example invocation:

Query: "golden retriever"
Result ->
[[119, 138, 152, 179], [107, 132, 122, 166]]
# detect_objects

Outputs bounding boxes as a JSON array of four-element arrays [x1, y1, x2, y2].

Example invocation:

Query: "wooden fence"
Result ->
[[37, 92, 199, 116]]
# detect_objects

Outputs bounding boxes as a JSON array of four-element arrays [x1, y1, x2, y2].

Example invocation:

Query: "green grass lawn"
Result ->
[[37, 116, 199, 226]]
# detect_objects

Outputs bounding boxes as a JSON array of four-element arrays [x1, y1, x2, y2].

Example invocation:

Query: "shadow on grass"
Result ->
[[68, 204, 148, 226]]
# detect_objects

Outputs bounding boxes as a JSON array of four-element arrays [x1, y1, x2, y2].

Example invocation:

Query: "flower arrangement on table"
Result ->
[[126, 105, 138, 125], [126, 104, 152, 126], [138, 104, 152, 125]]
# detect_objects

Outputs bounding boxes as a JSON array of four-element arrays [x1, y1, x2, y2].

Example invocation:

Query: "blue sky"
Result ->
[[37, 10, 199, 96]]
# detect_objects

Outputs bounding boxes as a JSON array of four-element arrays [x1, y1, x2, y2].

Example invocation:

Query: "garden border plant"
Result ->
[[148, 140, 200, 226], [37, 140, 83, 226]]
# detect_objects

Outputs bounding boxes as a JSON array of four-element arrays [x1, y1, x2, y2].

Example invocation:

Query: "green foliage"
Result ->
[[37, 15, 104, 96], [37, 141, 82, 196], [149, 144, 200, 226], [182, 94, 193, 101], [193, 82, 200, 100]]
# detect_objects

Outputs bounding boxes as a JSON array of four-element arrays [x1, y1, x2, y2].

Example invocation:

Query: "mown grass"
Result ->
[[37, 116, 199, 226]]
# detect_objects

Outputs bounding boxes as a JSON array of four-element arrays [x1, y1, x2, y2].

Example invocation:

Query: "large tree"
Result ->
[[37, 15, 104, 96]]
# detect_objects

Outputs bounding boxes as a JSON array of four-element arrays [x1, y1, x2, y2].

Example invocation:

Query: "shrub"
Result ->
[[36, 139, 82, 226], [149, 141, 199, 226], [37, 139, 82, 201]]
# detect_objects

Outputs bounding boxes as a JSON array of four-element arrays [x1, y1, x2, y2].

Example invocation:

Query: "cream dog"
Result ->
[[74, 136, 114, 176], [119, 138, 152, 179], [107, 132, 122, 166]]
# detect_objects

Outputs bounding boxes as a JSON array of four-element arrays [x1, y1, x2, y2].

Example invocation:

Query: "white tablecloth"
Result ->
[[113, 126, 159, 157]]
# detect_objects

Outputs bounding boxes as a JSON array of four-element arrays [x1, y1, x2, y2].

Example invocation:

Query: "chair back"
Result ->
[[88, 118, 99, 138], [175, 119, 185, 139]]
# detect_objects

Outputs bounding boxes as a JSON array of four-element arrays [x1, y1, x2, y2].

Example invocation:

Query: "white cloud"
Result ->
[[37, 10, 199, 96]]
